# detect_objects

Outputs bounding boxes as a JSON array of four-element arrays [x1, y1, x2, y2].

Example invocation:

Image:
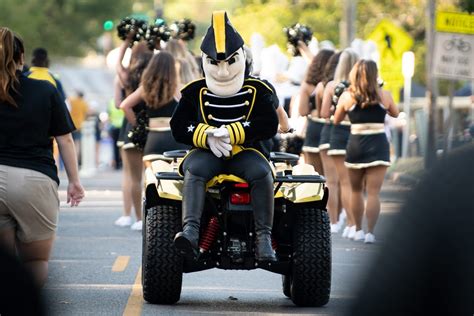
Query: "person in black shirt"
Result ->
[[170, 12, 279, 261], [121, 51, 189, 166], [0, 28, 84, 287]]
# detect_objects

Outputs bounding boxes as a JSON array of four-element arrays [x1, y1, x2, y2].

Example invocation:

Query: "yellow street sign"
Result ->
[[368, 19, 414, 103], [436, 11, 474, 35]]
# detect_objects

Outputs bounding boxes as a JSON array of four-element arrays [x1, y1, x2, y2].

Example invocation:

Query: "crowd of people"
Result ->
[[0, 14, 399, 290]]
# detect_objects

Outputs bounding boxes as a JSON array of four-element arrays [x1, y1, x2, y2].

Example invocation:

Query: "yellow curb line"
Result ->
[[112, 256, 130, 272], [123, 267, 143, 316]]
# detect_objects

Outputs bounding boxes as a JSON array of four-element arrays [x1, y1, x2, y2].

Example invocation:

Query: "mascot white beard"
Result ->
[[202, 48, 246, 97]]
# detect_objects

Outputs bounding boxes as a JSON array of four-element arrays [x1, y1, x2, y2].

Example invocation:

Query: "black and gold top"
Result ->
[[170, 76, 279, 158]]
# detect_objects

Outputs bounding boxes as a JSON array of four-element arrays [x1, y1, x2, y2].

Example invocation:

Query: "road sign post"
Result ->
[[402, 52, 415, 158], [433, 11, 474, 157]]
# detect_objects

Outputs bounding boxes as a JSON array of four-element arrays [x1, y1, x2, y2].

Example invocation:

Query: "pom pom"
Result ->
[[144, 18, 171, 50], [117, 17, 148, 47], [283, 23, 313, 57], [169, 18, 196, 41]]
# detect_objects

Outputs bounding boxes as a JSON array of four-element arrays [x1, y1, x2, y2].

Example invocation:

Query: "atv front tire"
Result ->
[[291, 207, 331, 307], [142, 205, 183, 304], [282, 275, 291, 298]]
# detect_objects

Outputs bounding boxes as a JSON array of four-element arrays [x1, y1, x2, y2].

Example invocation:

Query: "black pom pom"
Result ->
[[117, 17, 148, 47], [144, 18, 171, 50], [283, 23, 313, 57], [170, 18, 196, 41]]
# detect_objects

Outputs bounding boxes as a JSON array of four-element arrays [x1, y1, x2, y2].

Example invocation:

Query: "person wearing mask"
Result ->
[[334, 60, 399, 243], [321, 48, 359, 237], [0, 28, 84, 286], [114, 36, 153, 230], [170, 12, 279, 261], [120, 51, 189, 165], [299, 49, 335, 175]]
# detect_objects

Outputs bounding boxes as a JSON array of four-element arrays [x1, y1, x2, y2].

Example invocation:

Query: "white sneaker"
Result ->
[[338, 209, 347, 227], [330, 224, 340, 233], [131, 221, 142, 231], [341, 226, 351, 238], [347, 225, 357, 239], [364, 233, 376, 244], [353, 230, 365, 241], [114, 216, 132, 227]]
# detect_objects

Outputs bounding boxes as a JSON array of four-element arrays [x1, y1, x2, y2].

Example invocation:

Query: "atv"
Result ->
[[141, 150, 330, 307]]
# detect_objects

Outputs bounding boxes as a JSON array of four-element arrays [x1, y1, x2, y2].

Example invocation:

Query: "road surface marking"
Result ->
[[123, 267, 143, 316], [112, 256, 130, 272]]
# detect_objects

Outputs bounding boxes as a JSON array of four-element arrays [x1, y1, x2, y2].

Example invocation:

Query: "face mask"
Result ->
[[202, 48, 246, 96]]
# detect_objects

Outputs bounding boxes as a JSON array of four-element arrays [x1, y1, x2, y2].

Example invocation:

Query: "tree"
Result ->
[[0, 0, 133, 57]]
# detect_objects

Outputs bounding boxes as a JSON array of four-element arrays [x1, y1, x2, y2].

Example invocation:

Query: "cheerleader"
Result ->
[[334, 60, 399, 243], [299, 49, 335, 175], [120, 52, 189, 167], [321, 48, 359, 238], [318, 52, 342, 232]]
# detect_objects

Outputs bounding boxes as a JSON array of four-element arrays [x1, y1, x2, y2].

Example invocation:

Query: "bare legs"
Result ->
[[364, 166, 387, 233], [0, 228, 54, 287], [121, 148, 143, 221], [303, 152, 324, 175], [348, 166, 387, 233], [332, 155, 354, 227], [320, 150, 340, 225]]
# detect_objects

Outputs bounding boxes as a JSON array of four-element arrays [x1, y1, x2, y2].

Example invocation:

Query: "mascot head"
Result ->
[[200, 11, 246, 96]]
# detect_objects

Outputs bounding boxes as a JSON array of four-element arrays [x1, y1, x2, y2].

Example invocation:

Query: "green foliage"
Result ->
[[232, 0, 341, 56], [0, 0, 133, 57], [460, 0, 474, 12]]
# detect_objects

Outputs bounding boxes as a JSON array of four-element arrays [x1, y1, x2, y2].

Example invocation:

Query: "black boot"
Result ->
[[251, 172, 277, 262], [174, 171, 207, 257]]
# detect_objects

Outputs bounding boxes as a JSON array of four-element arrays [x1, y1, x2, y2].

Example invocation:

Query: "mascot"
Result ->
[[170, 11, 279, 262]]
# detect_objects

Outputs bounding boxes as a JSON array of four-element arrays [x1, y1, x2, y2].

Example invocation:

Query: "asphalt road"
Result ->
[[43, 170, 408, 315]]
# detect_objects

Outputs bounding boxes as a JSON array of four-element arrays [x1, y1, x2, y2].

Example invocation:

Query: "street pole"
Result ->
[[341, 0, 357, 48], [154, 0, 164, 18], [425, 0, 437, 168], [444, 80, 455, 154], [402, 52, 415, 158]]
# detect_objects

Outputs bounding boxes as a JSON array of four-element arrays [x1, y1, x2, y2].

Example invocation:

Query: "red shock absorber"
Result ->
[[272, 237, 278, 250], [199, 216, 220, 252]]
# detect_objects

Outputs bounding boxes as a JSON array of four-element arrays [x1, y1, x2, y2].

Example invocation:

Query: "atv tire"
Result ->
[[290, 207, 331, 307], [282, 275, 291, 298], [142, 205, 183, 304]]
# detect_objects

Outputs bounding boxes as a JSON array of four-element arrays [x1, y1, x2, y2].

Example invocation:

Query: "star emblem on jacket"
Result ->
[[243, 121, 250, 127], [187, 124, 195, 132]]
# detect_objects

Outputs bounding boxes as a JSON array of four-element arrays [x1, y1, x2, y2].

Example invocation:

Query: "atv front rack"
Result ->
[[155, 172, 325, 184]]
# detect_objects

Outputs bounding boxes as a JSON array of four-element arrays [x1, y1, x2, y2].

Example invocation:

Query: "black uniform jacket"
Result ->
[[170, 76, 279, 159]]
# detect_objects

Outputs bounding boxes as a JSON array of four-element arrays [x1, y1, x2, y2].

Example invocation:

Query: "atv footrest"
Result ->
[[257, 260, 290, 275]]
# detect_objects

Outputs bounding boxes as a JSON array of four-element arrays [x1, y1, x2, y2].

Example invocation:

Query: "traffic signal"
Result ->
[[103, 20, 114, 31]]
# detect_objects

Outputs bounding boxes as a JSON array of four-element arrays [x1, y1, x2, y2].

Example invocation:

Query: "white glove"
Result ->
[[206, 132, 232, 158], [212, 125, 230, 138]]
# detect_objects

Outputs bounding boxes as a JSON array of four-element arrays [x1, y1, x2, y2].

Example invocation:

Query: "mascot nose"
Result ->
[[217, 62, 230, 77]]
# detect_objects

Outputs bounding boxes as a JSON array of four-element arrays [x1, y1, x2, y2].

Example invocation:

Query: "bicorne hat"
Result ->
[[200, 11, 244, 61]]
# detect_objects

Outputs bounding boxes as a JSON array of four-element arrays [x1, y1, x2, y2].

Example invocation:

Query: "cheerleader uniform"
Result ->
[[345, 102, 390, 169], [318, 120, 332, 151], [142, 99, 189, 161], [328, 81, 351, 156], [302, 93, 325, 153]]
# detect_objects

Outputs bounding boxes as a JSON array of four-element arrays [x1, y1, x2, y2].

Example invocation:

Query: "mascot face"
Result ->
[[203, 47, 246, 96]]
